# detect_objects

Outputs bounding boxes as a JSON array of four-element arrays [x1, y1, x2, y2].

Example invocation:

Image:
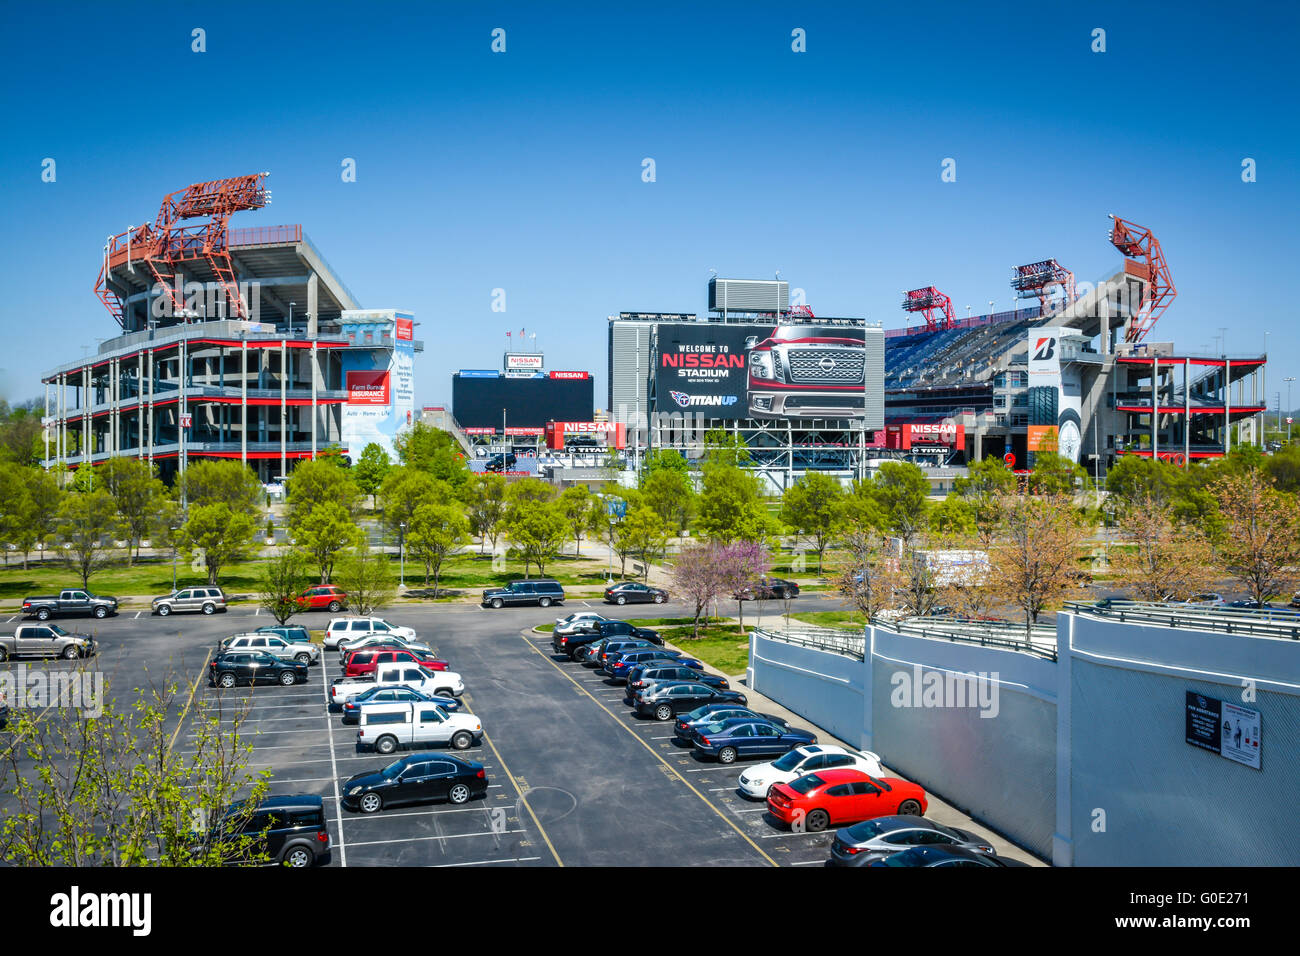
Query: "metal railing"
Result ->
[[884, 618, 1058, 660], [1065, 600, 1300, 640], [753, 625, 865, 661]]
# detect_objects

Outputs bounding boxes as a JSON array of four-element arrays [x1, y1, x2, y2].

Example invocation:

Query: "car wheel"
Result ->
[[61, 645, 79, 660], [898, 799, 923, 816], [805, 809, 830, 832], [36, 608, 50, 621], [94, 606, 108, 619], [158, 605, 171, 616], [718, 746, 738, 764], [359, 792, 382, 814], [0, 647, 7, 662], [327, 601, 341, 612], [616, 595, 626, 606], [282, 846, 314, 868], [539, 597, 551, 608], [279, 671, 298, 686], [202, 603, 215, 615], [449, 783, 472, 804], [654, 704, 672, 721], [218, 673, 237, 688], [295, 652, 312, 665], [491, 598, 503, 609], [451, 731, 473, 750], [375, 735, 398, 755], [654, 593, 665, 604]]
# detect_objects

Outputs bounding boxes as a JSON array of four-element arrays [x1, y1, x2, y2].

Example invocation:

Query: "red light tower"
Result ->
[[1011, 258, 1076, 313], [901, 287, 955, 331], [95, 173, 271, 326], [1108, 214, 1176, 343]]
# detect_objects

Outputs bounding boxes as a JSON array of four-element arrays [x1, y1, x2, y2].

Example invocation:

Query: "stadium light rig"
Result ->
[[901, 286, 956, 331], [1108, 213, 1176, 343], [1011, 258, 1077, 314]]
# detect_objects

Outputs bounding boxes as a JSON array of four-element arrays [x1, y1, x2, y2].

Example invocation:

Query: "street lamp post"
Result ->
[[289, 302, 296, 338], [1286, 378, 1296, 443], [170, 526, 179, 590], [399, 522, 406, 589]]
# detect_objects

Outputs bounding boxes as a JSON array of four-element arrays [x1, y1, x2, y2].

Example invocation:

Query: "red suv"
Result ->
[[342, 648, 449, 679], [297, 585, 347, 612]]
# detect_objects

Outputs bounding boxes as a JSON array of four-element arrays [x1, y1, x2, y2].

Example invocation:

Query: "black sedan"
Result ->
[[604, 581, 669, 606], [829, 815, 996, 867], [733, 578, 801, 601], [340, 685, 460, 724], [341, 753, 488, 814], [634, 682, 747, 721], [209, 651, 308, 688], [691, 718, 816, 763], [865, 845, 1018, 868]]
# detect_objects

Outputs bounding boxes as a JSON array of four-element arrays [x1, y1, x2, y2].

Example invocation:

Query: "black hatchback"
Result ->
[[209, 651, 308, 688], [482, 579, 566, 609]]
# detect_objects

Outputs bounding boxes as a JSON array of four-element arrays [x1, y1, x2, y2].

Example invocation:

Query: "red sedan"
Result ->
[[767, 769, 927, 832], [342, 648, 450, 679], [297, 585, 347, 612]]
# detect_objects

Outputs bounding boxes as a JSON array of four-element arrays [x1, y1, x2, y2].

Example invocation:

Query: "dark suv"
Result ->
[[485, 453, 517, 472], [204, 795, 331, 867], [482, 579, 565, 609]]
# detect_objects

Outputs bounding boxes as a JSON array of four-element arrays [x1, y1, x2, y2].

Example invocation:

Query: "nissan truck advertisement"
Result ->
[[654, 320, 882, 422]]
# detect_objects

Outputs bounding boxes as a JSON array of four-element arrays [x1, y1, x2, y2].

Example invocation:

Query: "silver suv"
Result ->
[[220, 632, 319, 665], [152, 587, 228, 616]]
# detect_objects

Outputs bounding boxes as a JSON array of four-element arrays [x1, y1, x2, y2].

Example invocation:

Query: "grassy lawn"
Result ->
[[406, 551, 614, 592], [788, 610, 867, 631], [661, 624, 750, 675], [0, 556, 271, 601]]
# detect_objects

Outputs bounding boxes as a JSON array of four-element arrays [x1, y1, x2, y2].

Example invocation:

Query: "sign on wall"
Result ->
[[1185, 691, 1261, 770], [505, 352, 544, 370]]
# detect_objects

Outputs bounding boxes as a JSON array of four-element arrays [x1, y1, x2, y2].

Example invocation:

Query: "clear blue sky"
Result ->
[[2, 1, 1297, 411]]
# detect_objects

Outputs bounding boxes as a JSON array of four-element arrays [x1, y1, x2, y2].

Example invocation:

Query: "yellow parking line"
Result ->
[[518, 634, 778, 867], [167, 649, 211, 755], [481, 730, 564, 867]]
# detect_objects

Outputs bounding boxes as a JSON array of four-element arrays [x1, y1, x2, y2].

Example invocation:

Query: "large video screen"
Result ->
[[654, 321, 883, 424], [453, 374, 593, 429]]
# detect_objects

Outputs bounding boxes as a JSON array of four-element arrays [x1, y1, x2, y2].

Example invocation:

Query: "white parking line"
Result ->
[[340, 805, 498, 823], [254, 607, 260, 616], [582, 601, 592, 608], [133, 611, 141, 619], [760, 831, 824, 839], [345, 829, 524, 848], [5, 616, 14, 623], [322, 662, 348, 868], [431, 857, 543, 867]]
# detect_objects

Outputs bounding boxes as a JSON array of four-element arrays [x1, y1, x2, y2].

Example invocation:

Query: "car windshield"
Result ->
[[700, 722, 727, 734], [844, 819, 890, 841], [772, 750, 806, 772], [49, 625, 68, 636], [382, 761, 404, 778], [878, 849, 925, 867]]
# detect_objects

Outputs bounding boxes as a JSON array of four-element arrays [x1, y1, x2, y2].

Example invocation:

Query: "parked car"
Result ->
[[197, 795, 331, 867], [603, 582, 668, 606], [1292, 590, 1300, 611], [0, 623, 97, 662], [634, 682, 747, 720], [0, 694, 8, 730], [22, 589, 118, 621], [151, 586, 228, 616], [356, 702, 483, 754], [209, 652, 308, 688], [482, 579, 565, 609], [673, 705, 788, 743], [323, 616, 417, 649], [607, 648, 699, 681], [693, 718, 817, 764], [256, 624, 312, 644], [554, 612, 608, 637], [595, 637, 661, 667], [329, 663, 466, 707], [1180, 592, 1224, 607], [574, 639, 610, 665], [484, 453, 517, 473], [565, 435, 603, 451], [341, 753, 488, 814], [828, 815, 994, 866], [733, 578, 800, 601], [336, 633, 433, 659], [738, 745, 884, 799], [341, 685, 460, 724], [864, 845, 1014, 868], [220, 632, 319, 665], [554, 621, 659, 660], [766, 770, 927, 832], [296, 585, 347, 612], [626, 663, 723, 697], [342, 648, 450, 679]]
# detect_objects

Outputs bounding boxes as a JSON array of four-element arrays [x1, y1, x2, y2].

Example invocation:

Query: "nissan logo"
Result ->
[[818, 356, 836, 372]]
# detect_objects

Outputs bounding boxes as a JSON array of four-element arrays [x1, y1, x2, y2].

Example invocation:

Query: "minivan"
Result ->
[[152, 587, 228, 616], [481, 579, 565, 609]]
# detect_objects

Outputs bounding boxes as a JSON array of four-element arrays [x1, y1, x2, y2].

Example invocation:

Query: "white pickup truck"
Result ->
[[356, 701, 483, 754], [328, 663, 465, 709]]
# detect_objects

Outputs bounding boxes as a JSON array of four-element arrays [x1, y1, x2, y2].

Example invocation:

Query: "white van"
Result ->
[[357, 702, 482, 755]]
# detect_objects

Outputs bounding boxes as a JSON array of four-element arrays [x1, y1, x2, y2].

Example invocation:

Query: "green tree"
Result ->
[[928, 495, 977, 539], [1263, 445, 1300, 494], [558, 485, 593, 555], [353, 443, 391, 508], [954, 456, 1017, 548], [617, 505, 670, 579], [334, 544, 398, 613], [182, 503, 256, 586], [394, 423, 469, 493], [696, 464, 772, 544], [642, 463, 695, 536], [178, 460, 262, 515], [99, 457, 166, 565], [0, 464, 34, 567], [378, 467, 441, 540], [503, 499, 568, 577], [56, 489, 121, 588], [463, 471, 508, 553], [779, 472, 845, 572], [258, 549, 312, 625], [1028, 451, 1087, 496], [0, 400, 44, 466], [867, 461, 930, 549], [287, 457, 360, 521], [406, 503, 469, 594], [701, 430, 751, 467], [291, 501, 363, 583]]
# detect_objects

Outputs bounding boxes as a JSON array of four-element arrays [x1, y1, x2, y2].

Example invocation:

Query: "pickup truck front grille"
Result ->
[[785, 348, 865, 384]]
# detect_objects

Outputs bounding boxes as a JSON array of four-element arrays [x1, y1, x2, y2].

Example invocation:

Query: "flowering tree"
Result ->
[[670, 542, 729, 638], [1212, 472, 1300, 605], [720, 540, 771, 632]]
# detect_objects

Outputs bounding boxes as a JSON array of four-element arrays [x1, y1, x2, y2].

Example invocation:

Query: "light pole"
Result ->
[[1286, 378, 1296, 443], [399, 522, 406, 589], [170, 526, 179, 590]]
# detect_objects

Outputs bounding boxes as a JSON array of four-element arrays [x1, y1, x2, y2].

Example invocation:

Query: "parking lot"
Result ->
[[1, 595, 1042, 867]]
